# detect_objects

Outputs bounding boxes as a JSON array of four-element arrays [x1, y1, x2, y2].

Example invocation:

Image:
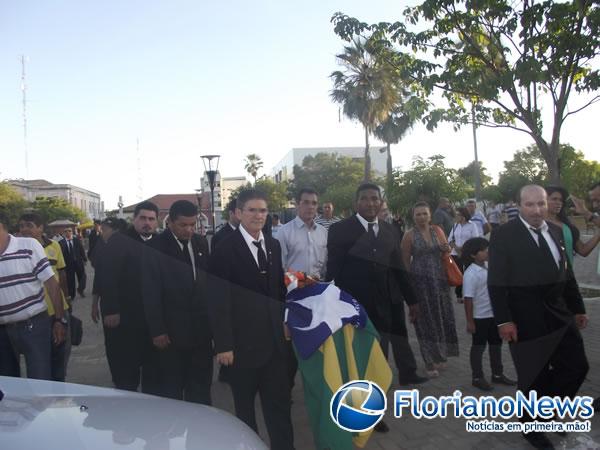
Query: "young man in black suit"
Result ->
[[60, 227, 87, 299], [489, 185, 588, 450], [208, 189, 294, 450], [326, 183, 426, 433], [142, 200, 213, 404], [210, 197, 239, 252], [93, 202, 160, 394]]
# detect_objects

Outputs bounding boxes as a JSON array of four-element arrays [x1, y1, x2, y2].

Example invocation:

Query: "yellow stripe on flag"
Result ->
[[322, 335, 343, 395]]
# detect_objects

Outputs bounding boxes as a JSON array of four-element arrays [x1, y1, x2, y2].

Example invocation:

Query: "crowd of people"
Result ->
[[0, 180, 599, 449]]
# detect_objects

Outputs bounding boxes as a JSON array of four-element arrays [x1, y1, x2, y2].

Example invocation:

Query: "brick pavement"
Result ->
[[68, 259, 600, 450]]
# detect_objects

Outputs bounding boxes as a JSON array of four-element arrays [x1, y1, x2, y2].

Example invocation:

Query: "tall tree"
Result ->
[[244, 153, 263, 185], [458, 161, 493, 194], [330, 38, 400, 181], [332, 1, 600, 184], [374, 108, 413, 188]]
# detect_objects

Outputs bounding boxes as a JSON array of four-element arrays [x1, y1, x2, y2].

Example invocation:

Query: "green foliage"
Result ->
[[320, 184, 357, 216], [30, 197, 87, 224], [244, 154, 264, 184], [289, 153, 365, 201], [457, 161, 493, 196], [227, 179, 289, 214], [0, 183, 28, 227], [497, 144, 600, 200], [332, 1, 600, 183], [387, 155, 470, 216]]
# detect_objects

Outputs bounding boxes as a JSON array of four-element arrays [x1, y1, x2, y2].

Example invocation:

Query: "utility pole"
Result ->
[[471, 105, 481, 201], [136, 137, 143, 201], [21, 55, 29, 178]]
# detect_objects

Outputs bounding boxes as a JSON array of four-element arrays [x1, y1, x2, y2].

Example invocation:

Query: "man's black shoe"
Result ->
[[492, 374, 516, 386], [374, 421, 389, 433], [472, 377, 493, 391], [398, 375, 428, 385], [522, 432, 554, 449]]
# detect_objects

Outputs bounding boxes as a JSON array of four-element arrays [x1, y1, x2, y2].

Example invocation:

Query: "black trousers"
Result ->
[[156, 344, 213, 405], [510, 323, 588, 422], [470, 318, 503, 379], [228, 352, 294, 450], [379, 303, 418, 380], [452, 255, 465, 298], [103, 324, 161, 395]]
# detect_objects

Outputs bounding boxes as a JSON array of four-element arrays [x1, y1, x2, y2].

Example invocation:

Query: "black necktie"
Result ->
[[67, 240, 72, 254], [179, 239, 193, 267], [531, 228, 557, 268], [367, 222, 376, 241], [252, 240, 268, 273]]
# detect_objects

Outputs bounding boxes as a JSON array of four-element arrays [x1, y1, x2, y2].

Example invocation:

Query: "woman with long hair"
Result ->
[[545, 185, 600, 268], [401, 202, 459, 378]]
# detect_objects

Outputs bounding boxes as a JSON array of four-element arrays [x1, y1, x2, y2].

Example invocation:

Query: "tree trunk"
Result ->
[[386, 143, 393, 189], [364, 126, 371, 182], [533, 137, 561, 185]]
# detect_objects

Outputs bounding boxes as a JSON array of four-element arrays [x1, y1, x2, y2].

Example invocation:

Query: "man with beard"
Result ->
[[94, 201, 160, 393]]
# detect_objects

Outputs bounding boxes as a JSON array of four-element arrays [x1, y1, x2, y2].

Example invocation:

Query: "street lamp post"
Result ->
[[201, 154, 220, 235]]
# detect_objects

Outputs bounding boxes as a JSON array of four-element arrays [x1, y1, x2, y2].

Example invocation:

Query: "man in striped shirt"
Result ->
[[0, 210, 66, 380], [314, 201, 340, 230]]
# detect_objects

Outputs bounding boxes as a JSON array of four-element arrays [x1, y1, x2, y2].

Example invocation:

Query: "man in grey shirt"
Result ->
[[432, 197, 454, 237], [276, 188, 328, 279]]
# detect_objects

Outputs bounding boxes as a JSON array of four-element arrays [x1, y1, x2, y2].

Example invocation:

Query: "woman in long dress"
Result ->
[[401, 202, 459, 377]]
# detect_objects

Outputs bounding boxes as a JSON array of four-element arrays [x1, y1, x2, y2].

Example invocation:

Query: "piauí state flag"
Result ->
[[285, 282, 393, 449]]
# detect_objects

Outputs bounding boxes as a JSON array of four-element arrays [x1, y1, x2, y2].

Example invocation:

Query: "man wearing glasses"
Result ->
[[208, 189, 294, 450]]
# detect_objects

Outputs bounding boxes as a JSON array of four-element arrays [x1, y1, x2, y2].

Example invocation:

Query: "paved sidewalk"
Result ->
[[68, 264, 600, 450]]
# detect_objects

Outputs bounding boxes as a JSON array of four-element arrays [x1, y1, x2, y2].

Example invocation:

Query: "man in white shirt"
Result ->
[[0, 210, 66, 379], [466, 199, 491, 235], [276, 188, 327, 280]]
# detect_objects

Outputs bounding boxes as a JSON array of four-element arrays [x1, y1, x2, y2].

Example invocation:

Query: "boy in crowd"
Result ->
[[462, 237, 516, 391]]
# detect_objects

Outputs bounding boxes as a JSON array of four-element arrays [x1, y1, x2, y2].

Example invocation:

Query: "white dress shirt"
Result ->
[[239, 224, 267, 269], [448, 221, 481, 256], [276, 216, 328, 278], [355, 214, 379, 237], [518, 216, 560, 268]]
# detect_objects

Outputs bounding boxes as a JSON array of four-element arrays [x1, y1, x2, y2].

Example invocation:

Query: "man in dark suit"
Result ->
[[95, 202, 160, 394], [326, 183, 426, 433], [210, 197, 239, 252], [60, 227, 87, 299], [87, 220, 102, 263], [208, 189, 294, 450], [142, 200, 213, 404], [489, 185, 588, 450]]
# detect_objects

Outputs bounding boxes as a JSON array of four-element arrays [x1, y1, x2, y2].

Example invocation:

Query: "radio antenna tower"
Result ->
[[21, 55, 29, 178], [136, 137, 143, 201]]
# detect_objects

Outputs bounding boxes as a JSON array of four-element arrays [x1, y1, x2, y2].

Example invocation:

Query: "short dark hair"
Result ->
[[456, 206, 472, 221], [462, 237, 489, 265], [236, 189, 268, 210], [273, 214, 280, 220], [169, 200, 198, 221], [227, 198, 237, 213], [101, 217, 121, 231], [134, 201, 159, 218], [18, 212, 43, 227], [413, 201, 430, 210], [295, 188, 318, 203], [355, 183, 382, 201]]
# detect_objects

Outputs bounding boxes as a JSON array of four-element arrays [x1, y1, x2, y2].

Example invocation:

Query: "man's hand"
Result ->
[[498, 322, 518, 342], [466, 320, 476, 334], [408, 304, 419, 323], [283, 323, 291, 340], [52, 322, 66, 346], [152, 334, 171, 350], [439, 242, 451, 253], [103, 314, 120, 328], [570, 195, 590, 216], [217, 351, 234, 366], [575, 314, 588, 330]]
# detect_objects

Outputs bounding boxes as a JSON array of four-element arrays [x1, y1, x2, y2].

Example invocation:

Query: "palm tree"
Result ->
[[244, 153, 263, 185], [330, 38, 399, 181], [374, 106, 414, 189]]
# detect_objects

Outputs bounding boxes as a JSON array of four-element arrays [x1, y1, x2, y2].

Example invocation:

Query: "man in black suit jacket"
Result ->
[[489, 185, 588, 450], [142, 200, 213, 405], [60, 227, 87, 299], [208, 189, 294, 450], [95, 202, 160, 394], [326, 183, 425, 433], [211, 197, 239, 252]]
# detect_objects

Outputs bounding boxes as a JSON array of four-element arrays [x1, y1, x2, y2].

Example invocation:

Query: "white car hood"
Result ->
[[0, 376, 267, 450]]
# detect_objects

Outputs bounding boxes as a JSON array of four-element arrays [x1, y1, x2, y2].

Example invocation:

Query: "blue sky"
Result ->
[[1, 1, 598, 209]]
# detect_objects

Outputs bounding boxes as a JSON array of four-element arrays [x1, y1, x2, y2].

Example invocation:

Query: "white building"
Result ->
[[200, 172, 247, 227], [8, 179, 104, 219], [271, 147, 387, 183]]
